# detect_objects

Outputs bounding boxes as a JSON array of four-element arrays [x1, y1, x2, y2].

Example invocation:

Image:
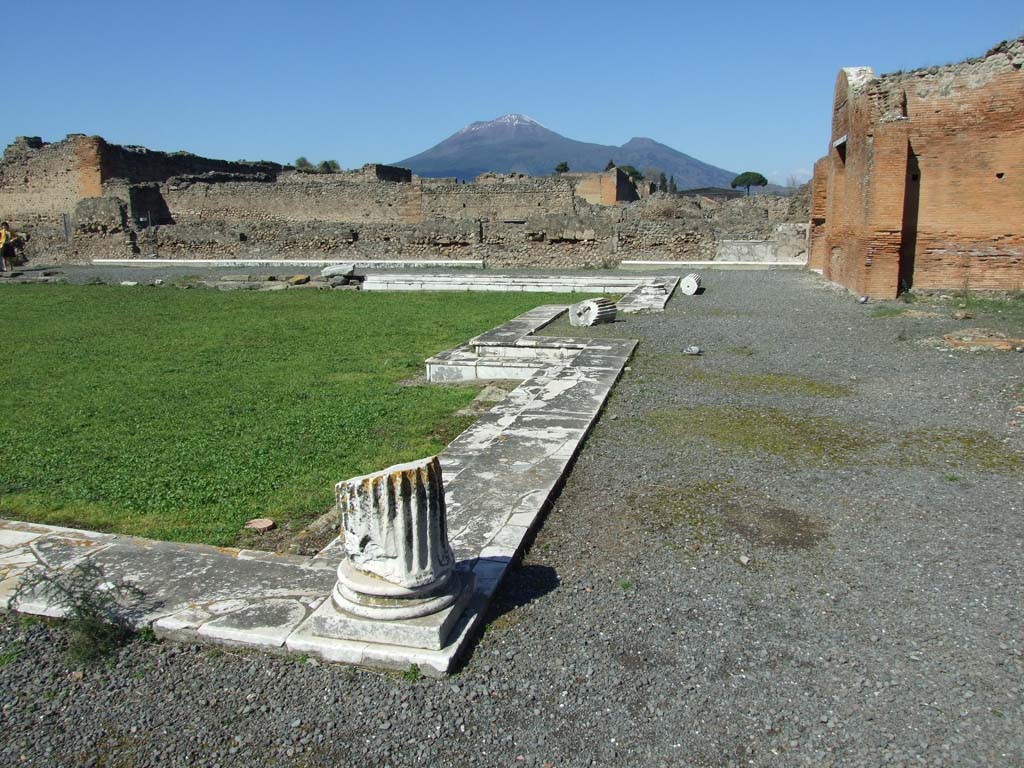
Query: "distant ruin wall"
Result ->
[[1, 133, 809, 268], [164, 175, 423, 225], [420, 177, 578, 221], [101, 142, 281, 185], [0, 136, 92, 219], [573, 168, 637, 206]]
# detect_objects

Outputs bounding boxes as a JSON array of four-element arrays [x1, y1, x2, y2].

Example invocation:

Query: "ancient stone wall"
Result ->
[[1, 132, 810, 268], [164, 174, 423, 225], [572, 168, 638, 206], [809, 38, 1024, 296], [0, 136, 88, 220], [101, 141, 281, 185], [420, 176, 578, 221]]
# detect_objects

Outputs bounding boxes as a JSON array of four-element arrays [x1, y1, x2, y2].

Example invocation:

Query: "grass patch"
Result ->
[[649, 406, 1021, 474], [0, 641, 24, 667], [953, 291, 1024, 325], [401, 664, 421, 682], [649, 406, 863, 466], [627, 481, 827, 551], [484, 613, 521, 633], [627, 482, 723, 548], [898, 429, 1022, 473], [0, 286, 579, 545], [685, 370, 852, 398]]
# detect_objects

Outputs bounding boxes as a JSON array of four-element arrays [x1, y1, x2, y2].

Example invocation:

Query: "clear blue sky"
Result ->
[[5, 1, 1022, 184]]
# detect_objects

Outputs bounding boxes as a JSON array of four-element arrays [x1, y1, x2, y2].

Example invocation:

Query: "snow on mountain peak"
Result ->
[[494, 113, 542, 126], [458, 114, 545, 134]]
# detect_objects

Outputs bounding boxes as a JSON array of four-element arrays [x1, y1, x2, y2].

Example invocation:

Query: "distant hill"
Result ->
[[395, 114, 736, 188]]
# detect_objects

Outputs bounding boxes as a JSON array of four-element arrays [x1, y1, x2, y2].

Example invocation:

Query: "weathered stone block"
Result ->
[[74, 197, 127, 234]]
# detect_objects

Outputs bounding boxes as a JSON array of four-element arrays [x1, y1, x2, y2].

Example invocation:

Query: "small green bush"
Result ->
[[13, 561, 143, 663]]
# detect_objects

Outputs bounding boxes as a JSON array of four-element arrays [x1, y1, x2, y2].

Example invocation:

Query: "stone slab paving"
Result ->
[[619, 259, 806, 270], [361, 272, 679, 313], [0, 520, 337, 640], [93, 258, 484, 269], [0, 301, 640, 675]]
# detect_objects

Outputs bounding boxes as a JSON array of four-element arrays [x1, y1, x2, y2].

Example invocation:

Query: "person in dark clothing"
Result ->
[[0, 222, 14, 272]]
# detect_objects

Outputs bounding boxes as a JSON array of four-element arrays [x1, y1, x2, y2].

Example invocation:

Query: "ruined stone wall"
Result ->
[[810, 38, 1024, 296], [163, 173, 423, 225], [2, 132, 809, 268], [100, 142, 281, 184], [0, 134, 285, 260], [0, 136, 89, 219], [574, 173, 607, 206], [420, 176, 577, 221], [617, 221, 713, 260], [573, 168, 638, 206]]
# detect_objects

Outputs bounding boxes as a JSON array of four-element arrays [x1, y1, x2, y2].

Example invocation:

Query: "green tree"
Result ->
[[658, 172, 668, 193], [668, 175, 677, 194], [604, 159, 616, 171], [554, 161, 570, 174], [295, 156, 312, 170], [731, 171, 768, 196], [325, 160, 341, 172], [618, 165, 643, 181]]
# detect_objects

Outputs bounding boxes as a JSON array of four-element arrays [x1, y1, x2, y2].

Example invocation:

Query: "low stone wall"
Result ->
[[30, 215, 805, 268], [716, 224, 808, 263]]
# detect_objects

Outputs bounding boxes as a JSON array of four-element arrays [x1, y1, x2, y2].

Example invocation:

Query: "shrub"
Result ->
[[13, 561, 144, 662]]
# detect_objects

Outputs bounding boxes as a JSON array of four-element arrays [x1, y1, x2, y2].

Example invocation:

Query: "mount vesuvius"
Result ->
[[394, 114, 736, 189]]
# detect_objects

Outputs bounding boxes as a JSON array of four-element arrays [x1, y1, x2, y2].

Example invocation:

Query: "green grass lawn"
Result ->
[[0, 285, 577, 546]]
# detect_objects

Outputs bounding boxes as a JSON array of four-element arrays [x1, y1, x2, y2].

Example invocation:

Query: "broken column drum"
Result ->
[[569, 297, 617, 327], [332, 456, 463, 621], [679, 273, 702, 296]]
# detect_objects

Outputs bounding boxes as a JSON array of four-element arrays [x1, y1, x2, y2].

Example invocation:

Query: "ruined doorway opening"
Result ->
[[898, 146, 920, 293]]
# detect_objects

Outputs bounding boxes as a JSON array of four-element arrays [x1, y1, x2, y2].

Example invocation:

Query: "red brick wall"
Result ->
[[809, 39, 1024, 297], [807, 156, 830, 271]]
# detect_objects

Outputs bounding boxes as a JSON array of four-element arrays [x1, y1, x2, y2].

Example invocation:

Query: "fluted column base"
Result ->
[[331, 558, 464, 621], [309, 564, 476, 651]]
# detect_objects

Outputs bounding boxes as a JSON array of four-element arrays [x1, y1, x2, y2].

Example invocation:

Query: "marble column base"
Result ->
[[332, 558, 460, 620], [309, 566, 476, 650]]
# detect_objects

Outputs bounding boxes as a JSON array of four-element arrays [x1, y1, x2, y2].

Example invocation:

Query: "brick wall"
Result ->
[[573, 168, 638, 205], [809, 38, 1024, 297]]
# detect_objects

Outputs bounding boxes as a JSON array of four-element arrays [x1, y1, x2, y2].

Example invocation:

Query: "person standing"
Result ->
[[0, 222, 13, 272]]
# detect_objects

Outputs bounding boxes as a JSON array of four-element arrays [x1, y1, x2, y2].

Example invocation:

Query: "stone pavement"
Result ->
[[94, 258, 484, 270], [361, 272, 678, 311], [0, 296, 647, 674]]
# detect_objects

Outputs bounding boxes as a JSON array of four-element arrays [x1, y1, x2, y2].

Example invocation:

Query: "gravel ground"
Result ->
[[2, 269, 1022, 767]]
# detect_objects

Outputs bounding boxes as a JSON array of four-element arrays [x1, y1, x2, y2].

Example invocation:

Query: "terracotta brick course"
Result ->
[[809, 38, 1024, 297]]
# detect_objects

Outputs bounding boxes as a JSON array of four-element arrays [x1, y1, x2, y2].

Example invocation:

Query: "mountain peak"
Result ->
[[621, 137, 663, 148], [490, 113, 544, 127], [458, 114, 546, 134]]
